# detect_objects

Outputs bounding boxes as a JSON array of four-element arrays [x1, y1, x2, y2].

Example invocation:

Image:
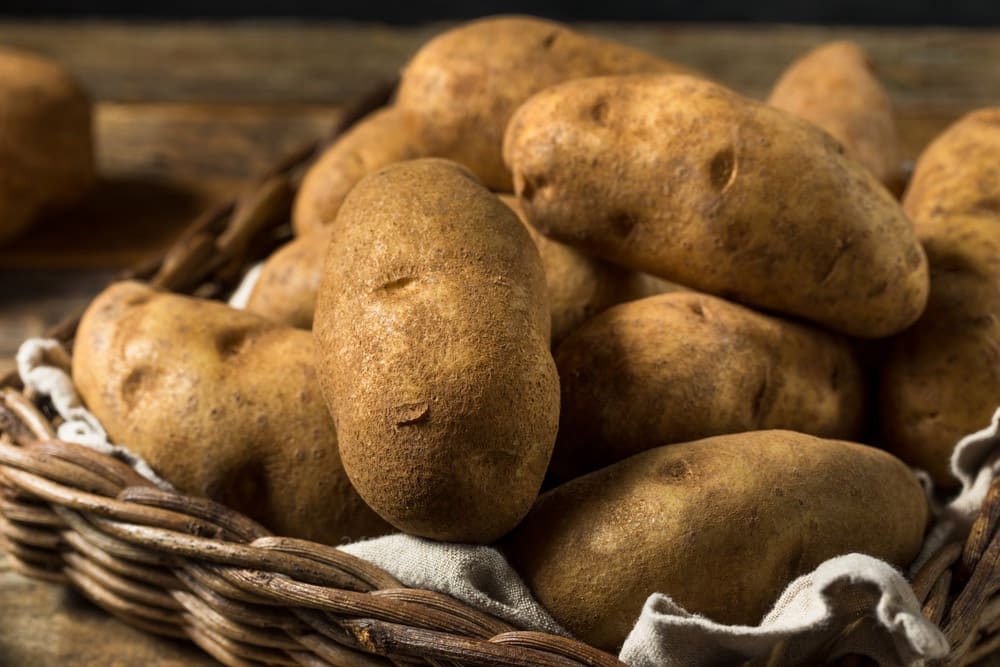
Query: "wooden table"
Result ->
[[0, 21, 998, 666]]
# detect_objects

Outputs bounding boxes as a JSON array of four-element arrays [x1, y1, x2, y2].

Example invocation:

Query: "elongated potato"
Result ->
[[314, 159, 559, 543], [881, 109, 1000, 487], [768, 41, 902, 191], [246, 229, 330, 329], [503, 431, 928, 650], [73, 281, 390, 544], [0, 48, 94, 243], [292, 107, 434, 236], [552, 292, 866, 481], [504, 74, 928, 338], [500, 195, 677, 342], [396, 16, 692, 191]]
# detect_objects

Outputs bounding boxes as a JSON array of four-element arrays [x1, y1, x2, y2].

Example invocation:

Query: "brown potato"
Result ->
[[396, 15, 692, 191], [881, 109, 1000, 487], [504, 74, 928, 338], [246, 229, 330, 329], [499, 195, 677, 342], [503, 431, 928, 650], [292, 107, 434, 236], [768, 41, 902, 192], [0, 48, 94, 243], [314, 159, 558, 543], [551, 292, 866, 481], [73, 281, 390, 544]]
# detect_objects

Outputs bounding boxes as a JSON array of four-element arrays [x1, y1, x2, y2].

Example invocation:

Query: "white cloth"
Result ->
[[227, 262, 263, 309], [911, 406, 1000, 573], [16, 338, 173, 490]]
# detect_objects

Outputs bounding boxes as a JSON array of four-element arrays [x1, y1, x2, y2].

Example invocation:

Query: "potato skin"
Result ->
[[504, 74, 928, 338], [0, 48, 94, 243], [503, 431, 928, 650], [499, 195, 675, 343], [552, 292, 866, 481], [396, 16, 691, 191], [246, 229, 330, 329], [768, 41, 902, 191], [881, 109, 1000, 487], [73, 281, 390, 544], [314, 159, 559, 543], [292, 107, 433, 236]]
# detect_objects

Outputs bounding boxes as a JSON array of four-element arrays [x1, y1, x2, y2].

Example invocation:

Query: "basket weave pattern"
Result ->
[[1, 84, 998, 667]]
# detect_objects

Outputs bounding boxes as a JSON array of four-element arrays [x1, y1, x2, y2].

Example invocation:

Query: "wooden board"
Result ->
[[1, 21, 999, 666]]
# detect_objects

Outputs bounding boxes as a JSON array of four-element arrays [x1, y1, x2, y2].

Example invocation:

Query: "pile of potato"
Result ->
[[66, 16, 1000, 651]]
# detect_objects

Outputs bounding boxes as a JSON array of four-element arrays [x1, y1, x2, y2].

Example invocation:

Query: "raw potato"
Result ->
[[293, 107, 434, 236], [552, 292, 866, 481], [500, 195, 677, 342], [314, 159, 559, 543], [0, 48, 95, 243], [503, 431, 929, 650], [396, 15, 692, 191], [768, 41, 902, 192], [504, 74, 929, 338], [881, 109, 1000, 487], [73, 281, 390, 544], [246, 229, 330, 329]]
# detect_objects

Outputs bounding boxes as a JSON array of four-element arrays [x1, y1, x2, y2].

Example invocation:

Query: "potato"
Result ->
[[768, 41, 902, 192], [552, 292, 866, 481], [0, 48, 94, 243], [903, 108, 1000, 224], [503, 431, 928, 650], [499, 195, 677, 343], [396, 16, 692, 191], [314, 159, 558, 543], [880, 109, 1000, 487], [292, 107, 434, 236], [246, 229, 329, 329], [503, 74, 929, 338], [73, 281, 390, 544]]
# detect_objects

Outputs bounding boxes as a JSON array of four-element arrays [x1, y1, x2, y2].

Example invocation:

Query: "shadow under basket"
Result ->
[[1, 81, 999, 667]]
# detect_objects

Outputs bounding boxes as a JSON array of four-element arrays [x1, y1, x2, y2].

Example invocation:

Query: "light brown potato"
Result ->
[[504, 74, 928, 338], [73, 281, 390, 544], [292, 107, 434, 236], [396, 15, 692, 191], [551, 292, 866, 481], [314, 159, 558, 543], [503, 431, 928, 650], [0, 48, 94, 244], [881, 109, 1000, 487], [246, 229, 330, 329], [499, 195, 678, 342], [768, 41, 902, 192]]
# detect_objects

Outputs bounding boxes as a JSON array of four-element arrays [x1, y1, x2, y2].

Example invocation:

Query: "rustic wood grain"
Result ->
[[0, 555, 216, 666]]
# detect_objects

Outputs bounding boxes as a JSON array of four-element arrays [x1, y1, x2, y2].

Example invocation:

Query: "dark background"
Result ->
[[1, 0, 998, 25]]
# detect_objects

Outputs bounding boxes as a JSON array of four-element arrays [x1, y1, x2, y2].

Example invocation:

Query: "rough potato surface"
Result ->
[[503, 431, 928, 650], [292, 107, 434, 236], [882, 109, 1000, 487], [0, 48, 94, 243], [504, 74, 929, 338], [500, 195, 675, 343], [552, 292, 866, 481], [396, 15, 691, 191], [73, 281, 390, 544], [246, 229, 329, 329], [769, 41, 902, 191], [314, 159, 559, 543]]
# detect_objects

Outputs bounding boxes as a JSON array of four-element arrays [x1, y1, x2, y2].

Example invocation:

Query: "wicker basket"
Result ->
[[1, 83, 998, 667]]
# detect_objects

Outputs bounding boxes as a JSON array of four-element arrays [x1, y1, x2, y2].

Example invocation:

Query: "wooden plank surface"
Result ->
[[1, 21, 999, 666]]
